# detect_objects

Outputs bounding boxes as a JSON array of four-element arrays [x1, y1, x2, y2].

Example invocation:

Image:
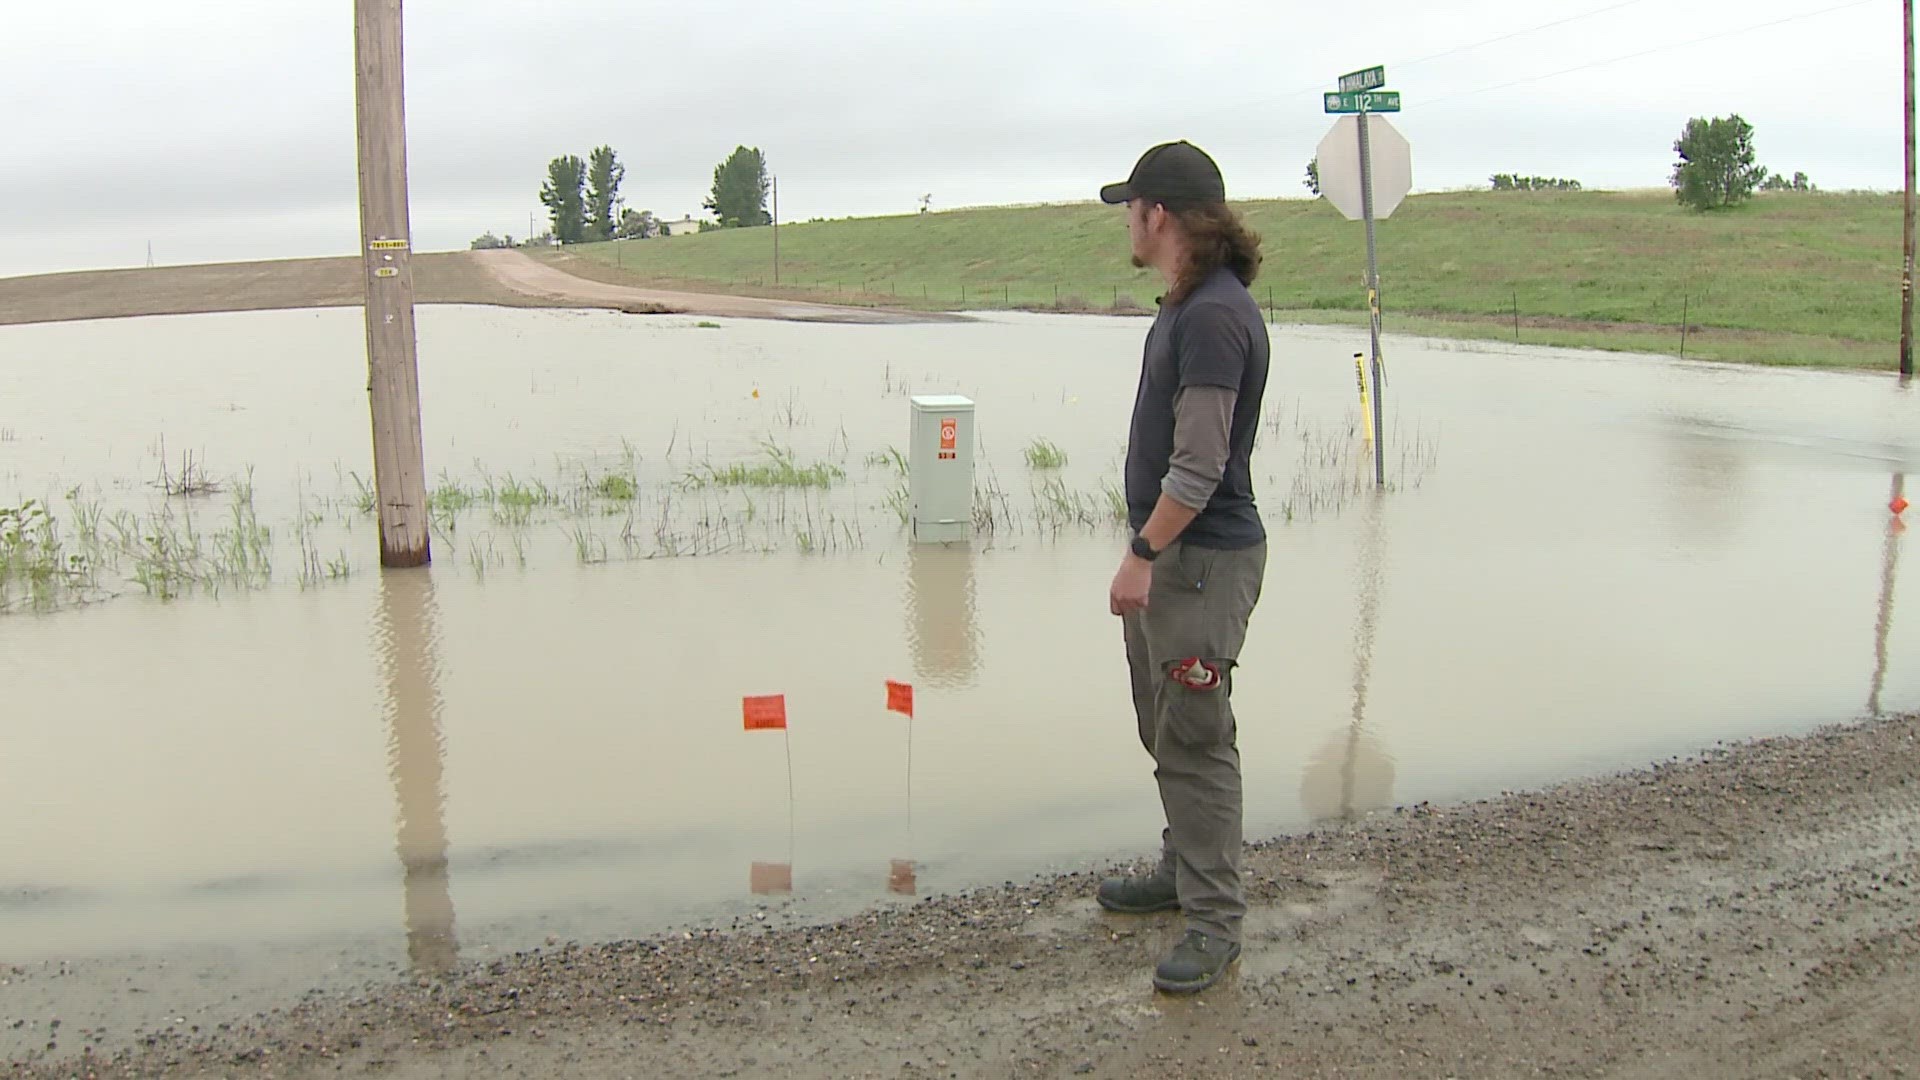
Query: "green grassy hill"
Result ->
[[546, 190, 1904, 369]]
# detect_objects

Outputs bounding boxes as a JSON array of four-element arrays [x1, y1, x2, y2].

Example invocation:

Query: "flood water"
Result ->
[[2, 305, 1915, 1049]]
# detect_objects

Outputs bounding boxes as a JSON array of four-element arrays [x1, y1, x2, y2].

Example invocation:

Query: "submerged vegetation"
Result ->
[[3, 403, 1432, 615]]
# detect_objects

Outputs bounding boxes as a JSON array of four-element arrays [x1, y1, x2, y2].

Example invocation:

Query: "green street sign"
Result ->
[[1339, 66, 1386, 93], [1324, 91, 1401, 114]]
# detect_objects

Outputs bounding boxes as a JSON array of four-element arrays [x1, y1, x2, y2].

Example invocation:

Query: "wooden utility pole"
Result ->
[[354, 0, 431, 567], [1903, 0, 1915, 378], [772, 173, 780, 285]]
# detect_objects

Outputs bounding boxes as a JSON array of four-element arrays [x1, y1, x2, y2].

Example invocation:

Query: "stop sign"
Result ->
[[1316, 115, 1413, 222]]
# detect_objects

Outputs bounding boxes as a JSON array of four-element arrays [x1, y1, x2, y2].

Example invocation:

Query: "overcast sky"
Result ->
[[0, 0, 1903, 276]]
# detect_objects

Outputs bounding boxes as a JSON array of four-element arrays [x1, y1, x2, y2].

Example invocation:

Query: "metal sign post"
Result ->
[[1357, 111, 1386, 488], [1320, 66, 1411, 487]]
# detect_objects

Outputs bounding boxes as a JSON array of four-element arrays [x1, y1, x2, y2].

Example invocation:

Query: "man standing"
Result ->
[[1095, 141, 1271, 994]]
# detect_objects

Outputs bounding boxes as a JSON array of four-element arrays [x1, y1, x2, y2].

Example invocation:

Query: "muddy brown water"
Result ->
[[1, 306, 1915, 1053]]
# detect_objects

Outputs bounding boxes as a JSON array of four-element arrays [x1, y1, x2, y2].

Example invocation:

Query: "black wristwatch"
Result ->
[[1130, 534, 1161, 562]]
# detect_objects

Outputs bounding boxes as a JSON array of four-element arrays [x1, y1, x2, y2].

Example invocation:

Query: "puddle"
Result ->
[[1, 306, 1916, 1050]]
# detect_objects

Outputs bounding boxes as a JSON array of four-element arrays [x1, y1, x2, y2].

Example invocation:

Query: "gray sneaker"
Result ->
[[1152, 930, 1241, 993], [1095, 873, 1180, 914]]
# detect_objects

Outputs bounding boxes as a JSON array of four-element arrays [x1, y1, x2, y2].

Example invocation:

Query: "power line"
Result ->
[[1265, 0, 1663, 105], [1395, 0, 1651, 72], [1421, 0, 1884, 110]]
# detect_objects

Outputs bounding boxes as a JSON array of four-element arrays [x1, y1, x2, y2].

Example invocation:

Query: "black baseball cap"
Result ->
[[1099, 141, 1227, 206]]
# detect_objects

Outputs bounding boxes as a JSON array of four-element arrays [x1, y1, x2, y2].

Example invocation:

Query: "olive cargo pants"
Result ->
[[1121, 539, 1267, 944]]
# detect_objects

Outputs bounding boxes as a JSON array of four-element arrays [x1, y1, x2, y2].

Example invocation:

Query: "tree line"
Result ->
[[484, 113, 1820, 251], [1298, 113, 1815, 212], [471, 146, 775, 249]]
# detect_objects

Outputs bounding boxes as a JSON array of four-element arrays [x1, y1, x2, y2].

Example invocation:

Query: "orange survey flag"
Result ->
[[886, 680, 914, 718], [743, 694, 788, 731]]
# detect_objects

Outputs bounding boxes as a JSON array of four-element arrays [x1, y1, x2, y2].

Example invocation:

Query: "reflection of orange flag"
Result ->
[[888, 859, 917, 896], [750, 862, 793, 895], [744, 695, 788, 731], [886, 680, 914, 718]]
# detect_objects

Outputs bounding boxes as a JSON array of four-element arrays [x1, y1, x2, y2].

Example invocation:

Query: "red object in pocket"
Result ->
[[1169, 658, 1220, 691]]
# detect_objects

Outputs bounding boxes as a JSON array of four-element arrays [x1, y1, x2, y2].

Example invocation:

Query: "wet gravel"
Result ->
[[8, 713, 1918, 1078]]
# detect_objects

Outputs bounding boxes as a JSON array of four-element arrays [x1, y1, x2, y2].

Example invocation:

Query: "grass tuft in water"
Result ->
[[1024, 438, 1069, 470], [683, 440, 845, 490]]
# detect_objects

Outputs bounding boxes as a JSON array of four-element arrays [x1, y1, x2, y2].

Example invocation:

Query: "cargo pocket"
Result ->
[[1158, 656, 1237, 748]]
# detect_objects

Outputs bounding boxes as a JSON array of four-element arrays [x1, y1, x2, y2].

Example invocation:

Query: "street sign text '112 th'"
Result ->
[[1325, 91, 1400, 114]]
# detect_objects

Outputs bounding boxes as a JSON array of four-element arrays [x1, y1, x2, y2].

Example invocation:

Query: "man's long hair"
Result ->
[[1165, 201, 1263, 305]]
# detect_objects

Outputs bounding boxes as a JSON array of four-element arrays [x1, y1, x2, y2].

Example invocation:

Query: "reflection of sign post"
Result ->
[[1320, 66, 1410, 488]]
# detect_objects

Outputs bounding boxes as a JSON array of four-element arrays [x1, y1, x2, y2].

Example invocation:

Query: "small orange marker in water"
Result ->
[[886, 680, 914, 718], [1894, 495, 1911, 516], [752, 388, 760, 399], [743, 694, 788, 731]]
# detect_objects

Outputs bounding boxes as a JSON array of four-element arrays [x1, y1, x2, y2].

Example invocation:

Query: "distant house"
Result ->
[[661, 216, 706, 237]]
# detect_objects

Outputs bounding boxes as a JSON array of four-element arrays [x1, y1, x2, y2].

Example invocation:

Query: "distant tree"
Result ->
[[618, 208, 659, 239], [1792, 171, 1814, 192], [586, 146, 626, 242], [1670, 115, 1765, 211], [1761, 172, 1792, 192], [1304, 158, 1320, 196], [540, 155, 588, 243], [469, 232, 508, 250], [703, 146, 771, 228]]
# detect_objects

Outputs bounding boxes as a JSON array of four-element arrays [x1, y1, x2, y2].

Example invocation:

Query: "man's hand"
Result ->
[[1110, 554, 1153, 616]]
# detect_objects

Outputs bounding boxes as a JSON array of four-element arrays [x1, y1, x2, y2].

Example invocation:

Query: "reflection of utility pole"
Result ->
[[377, 569, 458, 974], [1870, 474, 1908, 715]]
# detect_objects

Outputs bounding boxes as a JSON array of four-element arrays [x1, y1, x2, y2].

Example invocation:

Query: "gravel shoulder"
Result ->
[[7, 713, 1917, 1079], [0, 251, 961, 326]]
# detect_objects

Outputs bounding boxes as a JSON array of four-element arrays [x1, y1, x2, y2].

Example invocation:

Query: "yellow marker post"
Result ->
[[1354, 352, 1375, 448]]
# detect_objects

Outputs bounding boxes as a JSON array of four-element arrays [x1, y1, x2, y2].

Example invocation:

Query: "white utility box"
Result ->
[[908, 395, 975, 544]]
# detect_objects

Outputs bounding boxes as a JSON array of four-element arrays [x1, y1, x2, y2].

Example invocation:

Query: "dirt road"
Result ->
[[0, 250, 956, 326], [7, 713, 1916, 1079]]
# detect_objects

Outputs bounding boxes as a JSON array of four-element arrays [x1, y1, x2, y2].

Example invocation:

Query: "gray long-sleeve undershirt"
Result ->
[[1162, 385, 1238, 512]]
